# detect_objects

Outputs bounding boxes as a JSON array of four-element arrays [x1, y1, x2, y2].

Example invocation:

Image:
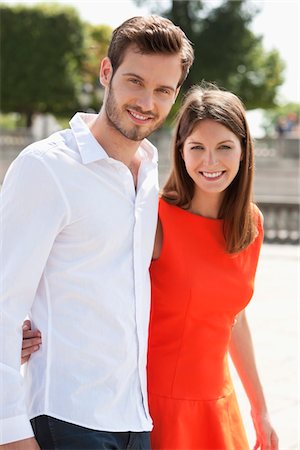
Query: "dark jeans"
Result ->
[[31, 415, 151, 450]]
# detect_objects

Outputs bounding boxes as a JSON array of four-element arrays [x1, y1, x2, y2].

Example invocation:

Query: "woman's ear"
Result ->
[[99, 57, 113, 88], [240, 138, 247, 161], [180, 144, 185, 160]]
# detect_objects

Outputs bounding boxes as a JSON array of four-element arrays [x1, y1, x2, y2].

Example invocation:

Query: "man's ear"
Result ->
[[99, 57, 113, 88]]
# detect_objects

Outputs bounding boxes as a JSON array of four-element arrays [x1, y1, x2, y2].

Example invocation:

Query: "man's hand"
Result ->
[[1, 437, 40, 450], [21, 320, 42, 364]]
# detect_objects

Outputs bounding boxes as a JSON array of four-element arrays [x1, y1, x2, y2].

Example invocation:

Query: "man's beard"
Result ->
[[105, 85, 165, 141]]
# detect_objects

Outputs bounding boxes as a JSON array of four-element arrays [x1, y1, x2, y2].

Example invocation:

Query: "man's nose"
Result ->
[[135, 91, 154, 113]]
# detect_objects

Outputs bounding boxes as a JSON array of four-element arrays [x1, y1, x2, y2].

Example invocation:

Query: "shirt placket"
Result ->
[[132, 163, 153, 421], [108, 158, 152, 423]]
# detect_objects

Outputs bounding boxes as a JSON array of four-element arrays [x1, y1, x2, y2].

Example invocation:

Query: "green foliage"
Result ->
[[81, 23, 112, 111], [270, 103, 300, 117], [192, 1, 284, 109], [133, 0, 285, 110], [0, 112, 26, 130], [0, 4, 85, 126], [83, 22, 112, 85]]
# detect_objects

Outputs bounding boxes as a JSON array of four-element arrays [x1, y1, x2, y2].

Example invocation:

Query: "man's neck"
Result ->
[[90, 111, 142, 168]]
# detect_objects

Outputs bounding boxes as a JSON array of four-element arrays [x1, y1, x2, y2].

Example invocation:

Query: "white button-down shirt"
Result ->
[[0, 113, 159, 444]]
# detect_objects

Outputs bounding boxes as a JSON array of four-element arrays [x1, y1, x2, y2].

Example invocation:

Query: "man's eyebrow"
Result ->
[[122, 73, 176, 92]]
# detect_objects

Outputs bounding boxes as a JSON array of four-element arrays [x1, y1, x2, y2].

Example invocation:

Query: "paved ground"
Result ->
[[230, 244, 299, 449]]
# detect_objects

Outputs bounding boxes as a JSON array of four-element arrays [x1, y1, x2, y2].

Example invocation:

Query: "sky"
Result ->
[[1, 0, 299, 104]]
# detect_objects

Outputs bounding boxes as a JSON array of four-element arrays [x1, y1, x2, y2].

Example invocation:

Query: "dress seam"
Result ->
[[148, 388, 234, 403], [169, 286, 192, 397]]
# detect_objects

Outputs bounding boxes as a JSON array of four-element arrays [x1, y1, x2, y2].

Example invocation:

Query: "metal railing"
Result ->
[[257, 201, 299, 244]]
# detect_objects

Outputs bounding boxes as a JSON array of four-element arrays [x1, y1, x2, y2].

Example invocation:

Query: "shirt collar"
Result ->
[[69, 113, 108, 164], [138, 137, 158, 166], [69, 112, 158, 166]]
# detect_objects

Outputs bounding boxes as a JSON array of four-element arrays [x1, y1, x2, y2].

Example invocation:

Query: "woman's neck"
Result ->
[[189, 191, 224, 219]]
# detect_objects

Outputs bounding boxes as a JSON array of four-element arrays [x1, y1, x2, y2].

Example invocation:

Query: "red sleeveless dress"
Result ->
[[147, 199, 263, 450]]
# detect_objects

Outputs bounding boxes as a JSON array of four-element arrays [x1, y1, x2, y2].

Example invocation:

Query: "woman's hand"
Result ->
[[252, 411, 279, 450], [21, 320, 42, 364]]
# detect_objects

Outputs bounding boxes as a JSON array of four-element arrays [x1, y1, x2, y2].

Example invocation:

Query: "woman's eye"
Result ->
[[219, 145, 231, 150], [191, 145, 204, 150]]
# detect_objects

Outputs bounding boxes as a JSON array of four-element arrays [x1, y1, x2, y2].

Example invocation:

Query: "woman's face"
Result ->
[[182, 119, 242, 200]]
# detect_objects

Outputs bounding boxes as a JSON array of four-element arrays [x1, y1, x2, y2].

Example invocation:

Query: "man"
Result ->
[[0, 15, 194, 450]]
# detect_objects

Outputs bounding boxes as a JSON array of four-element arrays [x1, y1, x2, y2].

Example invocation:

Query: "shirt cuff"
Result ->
[[0, 414, 34, 444]]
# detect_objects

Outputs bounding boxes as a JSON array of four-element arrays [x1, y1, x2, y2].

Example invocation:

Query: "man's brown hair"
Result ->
[[107, 15, 194, 86]]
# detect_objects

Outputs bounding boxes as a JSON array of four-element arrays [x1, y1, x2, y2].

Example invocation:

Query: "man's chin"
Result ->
[[108, 116, 161, 141], [120, 127, 154, 142], [126, 122, 165, 141]]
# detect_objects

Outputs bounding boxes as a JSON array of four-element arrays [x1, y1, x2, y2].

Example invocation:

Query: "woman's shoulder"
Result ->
[[158, 196, 179, 214], [251, 202, 264, 229], [248, 203, 264, 251]]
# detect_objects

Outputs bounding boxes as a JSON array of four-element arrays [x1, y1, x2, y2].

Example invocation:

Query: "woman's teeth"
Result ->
[[202, 171, 223, 178]]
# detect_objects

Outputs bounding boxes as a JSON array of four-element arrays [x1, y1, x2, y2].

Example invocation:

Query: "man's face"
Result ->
[[100, 46, 182, 141]]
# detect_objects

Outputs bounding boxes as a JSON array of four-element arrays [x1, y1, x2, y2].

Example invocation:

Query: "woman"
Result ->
[[22, 85, 278, 449], [147, 85, 278, 449]]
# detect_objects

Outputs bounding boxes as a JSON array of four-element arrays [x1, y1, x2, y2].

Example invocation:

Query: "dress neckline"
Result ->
[[161, 198, 224, 224]]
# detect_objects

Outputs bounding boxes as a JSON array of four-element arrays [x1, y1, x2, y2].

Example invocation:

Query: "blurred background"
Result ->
[[0, 0, 299, 448], [0, 0, 299, 243]]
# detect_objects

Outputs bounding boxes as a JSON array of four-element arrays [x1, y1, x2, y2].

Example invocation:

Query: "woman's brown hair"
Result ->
[[107, 15, 194, 87], [162, 83, 258, 254]]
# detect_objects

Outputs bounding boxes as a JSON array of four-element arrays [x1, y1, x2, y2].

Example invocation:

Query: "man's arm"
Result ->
[[0, 151, 68, 444]]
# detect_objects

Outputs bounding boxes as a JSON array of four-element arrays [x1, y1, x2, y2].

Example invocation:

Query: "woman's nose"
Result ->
[[205, 149, 218, 166]]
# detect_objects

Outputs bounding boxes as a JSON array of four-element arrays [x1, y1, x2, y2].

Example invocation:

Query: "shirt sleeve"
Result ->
[[0, 150, 69, 443]]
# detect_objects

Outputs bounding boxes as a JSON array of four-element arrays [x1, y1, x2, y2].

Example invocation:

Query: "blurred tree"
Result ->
[[262, 103, 300, 137], [134, 0, 284, 110], [81, 23, 112, 111], [0, 4, 85, 126]]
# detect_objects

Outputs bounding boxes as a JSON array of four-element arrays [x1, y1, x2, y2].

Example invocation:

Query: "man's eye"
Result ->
[[129, 79, 141, 85], [158, 88, 171, 95]]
